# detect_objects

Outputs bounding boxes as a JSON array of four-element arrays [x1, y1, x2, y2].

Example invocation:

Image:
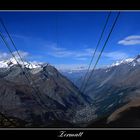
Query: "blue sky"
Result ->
[[0, 11, 140, 69]]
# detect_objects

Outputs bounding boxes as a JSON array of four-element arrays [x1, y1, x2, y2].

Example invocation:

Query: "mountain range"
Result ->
[[59, 54, 140, 127], [0, 58, 96, 127], [0, 55, 140, 127]]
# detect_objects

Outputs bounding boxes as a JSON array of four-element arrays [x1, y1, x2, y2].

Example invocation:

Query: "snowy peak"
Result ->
[[110, 55, 140, 68], [0, 60, 9, 68], [0, 58, 42, 69], [0, 54, 140, 71], [111, 58, 134, 67]]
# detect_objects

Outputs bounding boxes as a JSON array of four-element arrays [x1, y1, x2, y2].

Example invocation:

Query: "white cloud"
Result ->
[[103, 51, 129, 60], [74, 57, 88, 61], [13, 50, 29, 59], [0, 50, 29, 61], [53, 64, 88, 70], [46, 45, 95, 60], [53, 51, 129, 70], [118, 35, 140, 45], [12, 34, 30, 41], [46, 44, 130, 62], [0, 52, 9, 60]]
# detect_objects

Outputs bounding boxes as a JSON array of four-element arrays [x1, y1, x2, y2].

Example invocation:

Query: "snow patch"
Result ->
[[0, 58, 42, 69], [111, 58, 134, 67]]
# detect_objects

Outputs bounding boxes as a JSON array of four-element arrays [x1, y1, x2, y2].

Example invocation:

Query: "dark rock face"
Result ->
[[88, 99, 140, 128], [106, 99, 140, 127], [0, 112, 27, 127], [0, 63, 94, 127], [107, 106, 140, 128]]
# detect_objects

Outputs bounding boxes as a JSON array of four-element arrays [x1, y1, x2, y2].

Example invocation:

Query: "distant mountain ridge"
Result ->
[[60, 55, 140, 87]]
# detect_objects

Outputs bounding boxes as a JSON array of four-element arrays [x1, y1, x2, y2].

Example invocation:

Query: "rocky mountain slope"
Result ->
[[83, 54, 140, 127], [85, 55, 140, 117], [61, 54, 140, 127], [0, 58, 96, 127], [88, 99, 140, 128]]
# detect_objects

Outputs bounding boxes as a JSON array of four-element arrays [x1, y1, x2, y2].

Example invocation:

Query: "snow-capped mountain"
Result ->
[[110, 55, 140, 67], [0, 58, 42, 69], [60, 55, 140, 88], [81, 54, 140, 123], [0, 59, 95, 127], [56, 54, 140, 127], [110, 58, 134, 67], [1, 54, 140, 127], [88, 54, 140, 128]]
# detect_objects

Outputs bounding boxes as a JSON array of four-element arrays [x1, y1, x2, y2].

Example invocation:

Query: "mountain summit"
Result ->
[[0, 58, 42, 69], [110, 54, 140, 68]]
